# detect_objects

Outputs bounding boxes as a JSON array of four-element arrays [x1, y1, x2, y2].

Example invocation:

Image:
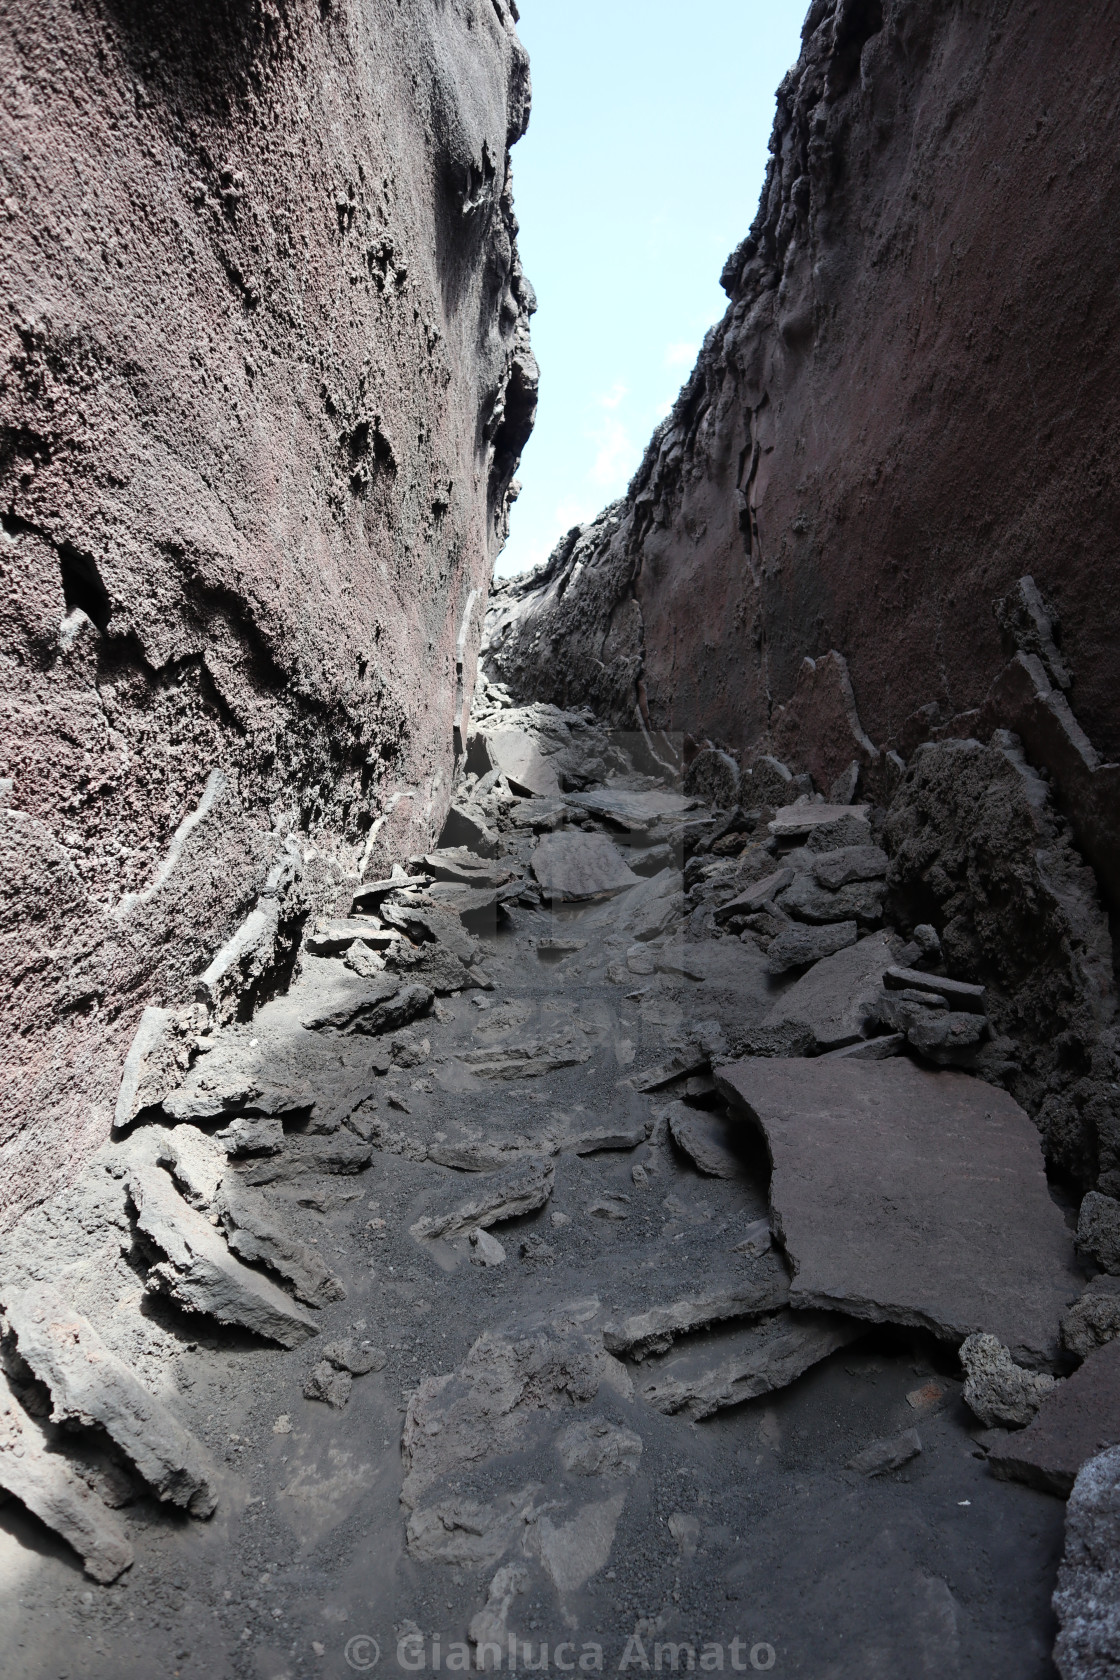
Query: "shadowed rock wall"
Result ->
[[0, 0, 536, 1223], [486, 0, 1120, 798]]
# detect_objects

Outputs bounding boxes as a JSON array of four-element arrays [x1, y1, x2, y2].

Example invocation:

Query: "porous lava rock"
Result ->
[[0, 0, 536, 1222]]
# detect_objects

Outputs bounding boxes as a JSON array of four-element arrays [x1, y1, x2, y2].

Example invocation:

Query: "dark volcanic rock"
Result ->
[[0, 0, 535, 1225], [990, 1340, 1120, 1498], [717, 1056, 1082, 1366]]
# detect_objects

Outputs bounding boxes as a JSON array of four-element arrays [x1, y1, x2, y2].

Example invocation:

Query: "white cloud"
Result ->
[[598, 381, 628, 411], [589, 412, 641, 489], [664, 341, 698, 368]]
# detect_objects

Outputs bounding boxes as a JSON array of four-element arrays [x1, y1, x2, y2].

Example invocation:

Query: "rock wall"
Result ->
[[485, 0, 1120, 855], [0, 0, 536, 1224]]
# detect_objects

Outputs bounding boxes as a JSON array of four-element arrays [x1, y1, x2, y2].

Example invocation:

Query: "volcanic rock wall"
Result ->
[[486, 0, 1120, 867], [0, 0, 536, 1223]]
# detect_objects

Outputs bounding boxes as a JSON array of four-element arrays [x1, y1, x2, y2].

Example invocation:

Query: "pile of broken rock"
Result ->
[[0, 693, 1118, 1678]]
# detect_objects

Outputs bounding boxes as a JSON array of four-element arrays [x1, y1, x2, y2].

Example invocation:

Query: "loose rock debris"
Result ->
[[0, 702, 1115, 1678]]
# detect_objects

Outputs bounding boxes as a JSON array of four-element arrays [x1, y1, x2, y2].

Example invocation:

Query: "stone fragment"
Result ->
[[557, 1416, 643, 1477], [240, 1134, 373, 1181], [459, 1041, 590, 1080], [566, 789, 691, 831], [745, 756, 797, 808], [906, 1381, 946, 1412], [762, 930, 895, 1049], [588, 1196, 629, 1221], [989, 1339, 1120, 1497], [469, 1562, 530, 1655], [812, 845, 889, 890], [342, 940, 384, 979], [714, 868, 795, 922], [0, 1370, 133, 1582], [469, 1228, 506, 1266], [410, 1157, 555, 1240], [427, 1136, 555, 1172], [848, 1428, 922, 1476], [321, 1339, 386, 1375], [439, 803, 500, 857], [4, 1286, 216, 1517], [483, 728, 561, 798], [303, 1360, 352, 1408], [305, 917, 394, 956], [829, 761, 861, 805], [603, 1260, 791, 1359], [768, 802, 872, 846], [733, 1219, 773, 1259], [530, 1490, 628, 1594], [1053, 1446, 1120, 1677], [216, 1115, 284, 1156], [217, 1181, 345, 1307], [639, 1310, 862, 1420], [717, 1057, 1081, 1363], [1078, 1193, 1120, 1274], [629, 1046, 710, 1092], [777, 872, 884, 925], [421, 850, 518, 888], [626, 945, 656, 975], [567, 1124, 647, 1155], [536, 937, 587, 956], [530, 831, 638, 901], [882, 966, 987, 1013], [667, 1102, 748, 1179], [766, 920, 859, 974], [906, 1009, 990, 1064], [912, 924, 943, 964], [386, 939, 480, 994], [1063, 1276, 1120, 1361], [960, 1333, 1059, 1428], [668, 1511, 701, 1557], [156, 1124, 226, 1209], [380, 899, 479, 962], [821, 1033, 906, 1062], [114, 1004, 201, 1131], [684, 747, 741, 809], [401, 1319, 630, 1507], [129, 1165, 319, 1347]]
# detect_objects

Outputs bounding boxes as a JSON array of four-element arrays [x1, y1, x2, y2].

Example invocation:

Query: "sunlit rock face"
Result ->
[[0, 0, 536, 1222], [486, 0, 1120, 772]]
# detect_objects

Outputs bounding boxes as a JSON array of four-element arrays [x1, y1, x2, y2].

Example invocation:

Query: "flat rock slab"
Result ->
[[638, 1310, 862, 1420], [989, 1338, 1120, 1496], [0, 1370, 133, 1582], [566, 789, 692, 832], [603, 1256, 791, 1359], [763, 929, 896, 1048], [484, 728, 561, 798], [129, 1165, 319, 1348], [410, 1157, 556, 1240], [4, 1285, 216, 1517], [531, 832, 638, 902], [667, 1103, 750, 1179], [766, 920, 858, 976], [717, 1057, 1082, 1364]]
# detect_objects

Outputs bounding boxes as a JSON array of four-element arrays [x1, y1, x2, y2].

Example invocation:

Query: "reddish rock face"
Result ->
[[0, 0, 536, 1223], [486, 0, 1120, 773]]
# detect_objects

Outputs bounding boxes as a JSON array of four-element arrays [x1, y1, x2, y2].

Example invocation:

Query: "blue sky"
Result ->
[[497, 0, 808, 577]]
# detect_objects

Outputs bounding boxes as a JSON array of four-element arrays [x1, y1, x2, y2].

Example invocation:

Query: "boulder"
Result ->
[[667, 1103, 750, 1179], [482, 728, 562, 798], [960, 1333, 1059, 1428], [1063, 1276, 1120, 1361], [409, 1157, 556, 1240], [776, 872, 885, 925], [766, 920, 859, 975]]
